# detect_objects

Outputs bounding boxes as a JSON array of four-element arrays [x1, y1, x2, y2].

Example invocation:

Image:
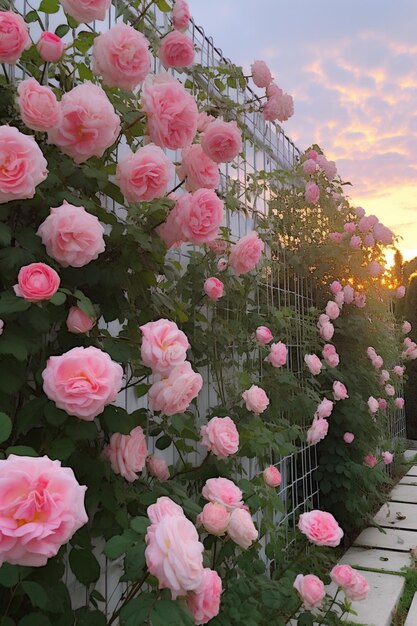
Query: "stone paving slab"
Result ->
[[374, 501, 417, 530], [405, 465, 417, 477], [339, 546, 411, 572], [354, 526, 417, 551], [399, 476, 417, 486], [390, 484, 417, 503], [404, 591, 417, 626], [404, 450, 417, 462]]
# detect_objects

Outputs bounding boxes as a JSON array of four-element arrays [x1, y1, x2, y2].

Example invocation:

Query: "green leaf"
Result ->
[[0, 223, 11, 247], [22, 581, 49, 610], [44, 402, 68, 427], [0, 412, 12, 444], [156, 0, 171, 11], [6, 445, 39, 457], [49, 291, 67, 306], [155, 435, 172, 450], [0, 563, 20, 587], [0, 333, 28, 361], [74, 31, 98, 54], [130, 517, 150, 535], [39, 0, 59, 13], [55, 24, 70, 37], [74, 609, 106, 626], [69, 548, 101, 586], [24, 10, 39, 22], [48, 437, 75, 460], [0, 292, 31, 315], [74, 290, 96, 318], [104, 534, 132, 560], [18, 615, 51, 626], [100, 405, 135, 435]]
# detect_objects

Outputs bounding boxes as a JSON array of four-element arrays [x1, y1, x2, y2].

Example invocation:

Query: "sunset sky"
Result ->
[[192, 0, 417, 262]]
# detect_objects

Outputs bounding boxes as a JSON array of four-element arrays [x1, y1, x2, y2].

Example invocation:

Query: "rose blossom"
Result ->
[[172, 0, 191, 31], [367, 396, 379, 414], [355, 206, 365, 218], [115, 144, 173, 203], [204, 277, 224, 301], [93, 23, 150, 90], [373, 222, 393, 245], [378, 398, 387, 410], [368, 260, 384, 277], [330, 280, 343, 294], [217, 258, 228, 271], [333, 381, 348, 401], [304, 354, 322, 376], [298, 509, 343, 547], [343, 284, 355, 304], [334, 290, 344, 306], [265, 341, 288, 367], [187, 568, 222, 625], [263, 465, 282, 487], [320, 322, 335, 341], [227, 508, 258, 549], [145, 513, 204, 599], [66, 307, 96, 334], [382, 451, 394, 465], [174, 190, 224, 245], [200, 416, 239, 458], [380, 369, 390, 382], [61, 0, 111, 23], [367, 347, 377, 360], [385, 384, 395, 396], [37, 32, 65, 63], [372, 355, 383, 369], [325, 300, 340, 320], [0, 320, 3, 335], [363, 454, 378, 468], [322, 344, 340, 368], [17, 78, 61, 132], [177, 144, 220, 192], [0, 455, 87, 567], [316, 154, 337, 180], [293, 574, 325, 610], [343, 432, 355, 444], [263, 92, 294, 122], [363, 233, 375, 247], [141, 73, 198, 149], [0, 11, 30, 64], [148, 361, 203, 415], [146, 455, 170, 481], [307, 417, 329, 446], [403, 321, 412, 334], [304, 181, 320, 204], [202, 477, 243, 511], [344, 222, 356, 234], [349, 234, 361, 250], [303, 159, 317, 175], [147, 497, 184, 526], [201, 119, 242, 163], [37, 202, 105, 268], [359, 215, 378, 232], [158, 30, 195, 69], [318, 314, 330, 327], [395, 397, 405, 409], [329, 232, 343, 244], [242, 384, 269, 414], [229, 231, 264, 275], [354, 292, 366, 308], [140, 319, 189, 374], [393, 366, 405, 377], [396, 285, 406, 299], [344, 571, 370, 601], [330, 564, 358, 590], [198, 502, 230, 535], [42, 346, 123, 420], [48, 82, 120, 164], [103, 426, 148, 482], [256, 326, 273, 344], [0, 126, 48, 204], [14, 263, 60, 302], [315, 398, 333, 419], [197, 112, 215, 132], [251, 60, 272, 88]]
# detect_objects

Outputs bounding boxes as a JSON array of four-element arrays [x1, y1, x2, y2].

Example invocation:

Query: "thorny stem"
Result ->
[[107, 572, 150, 626], [317, 588, 340, 626], [131, 0, 154, 28], [170, 452, 211, 479]]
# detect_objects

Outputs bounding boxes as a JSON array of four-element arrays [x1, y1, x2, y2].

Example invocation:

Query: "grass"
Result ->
[[391, 567, 417, 626]]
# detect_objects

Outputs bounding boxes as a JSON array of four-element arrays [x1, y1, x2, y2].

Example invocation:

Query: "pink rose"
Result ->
[[330, 281, 342, 295], [141, 73, 198, 150], [0, 11, 30, 64], [315, 398, 333, 419], [116, 144, 174, 203], [42, 346, 123, 420], [307, 417, 329, 446], [343, 432, 354, 444], [173, 190, 224, 244], [372, 355, 383, 369], [208, 238, 227, 255], [227, 508, 258, 549], [304, 354, 322, 376], [93, 23, 150, 90], [0, 320, 3, 335], [403, 321, 412, 334], [330, 564, 358, 589], [187, 568, 222, 626], [262, 92, 293, 122], [0, 455, 87, 567], [359, 215, 378, 232], [37, 32, 65, 63], [265, 341, 288, 367], [322, 344, 339, 368], [48, 82, 120, 164], [103, 426, 148, 482], [343, 222, 356, 234], [382, 451, 394, 465], [158, 31, 195, 69], [355, 206, 365, 218], [263, 465, 282, 487], [373, 222, 393, 245], [368, 260, 384, 277], [380, 369, 390, 382], [396, 285, 406, 299], [354, 292, 366, 308], [320, 322, 334, 341], [343, 284, 355, 304], [0, 126, 47, 203], [256, 326, 273, 344], [329, 232, 343, 244], [201, 119, 242, 163], [158, 207, 187, 249], [172, 0, 191, 31], [334, 292, 344, 307], [325, 300, 340, 320], [305, 181, 320, 204], [307, 149, 318, 160], [393, 366, 404, 377], [17, 78, 61, 132], [395, 397, 405, 409], [140, 319, 189, 374], [363, 233, 375, 247], [145, 514, 204, 599], [197, 112, 215, 133], [217, 258, 228, 271], [61, 0, 111, 23], [333, 381, 348, 401], [251, 60, 272, 88], [318, 314, 330, 327], [204, 277, 224, 301], [200, 416, 239, 458], [367, 396, 379, 413], [177, 144, 220, 192], [147, 497, 184, 526], [229, 231, 264, 275], [363, 454, 378, 468], [202, 477, 243, 511], [349, 235, 361, 250], [344, 571, 370, 601], [303, 159, 317, 175], [146, 455, 170, 481], [293, 574, 325, 610], [37, 201, 105, 268], [198, 502, 230, 536], [316, 154, 337, 180], [242, 384, 269, 414], [378, 398, 387, 410], [298, 509, 343, 547], [148, 361, 203, 415], [385, 384, 395, 396], [14, 263, 60, 302], [66, 307, 95, 334]]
